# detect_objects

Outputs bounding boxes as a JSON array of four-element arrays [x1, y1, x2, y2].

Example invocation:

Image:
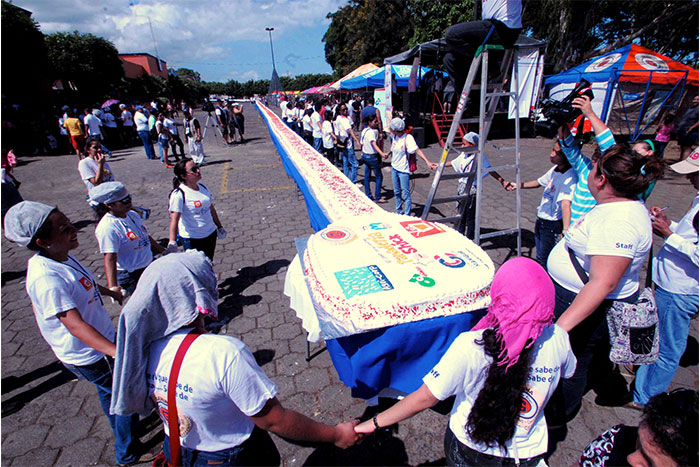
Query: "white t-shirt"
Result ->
[[302, 114, 312, 132], [84, 113, 102, 137], [390, 133, 418, 173], [334, 115, 354, 149], [169, 183, 217, 239], [134, 111, 149, 131], [26, 254, 116, 366], [280, 100, 288, 116], [452, 151, 492, 195], [361, 127, 378, 154], [424, 326, 575, 459], [95, 211, 153, 272], [652, 196, 699, 295], [536, 166, 577, 221], [322, 120, 335, 149], [121, 110, 134, 127], [548, 200, 652, 298], [311, 112, 322, 138], [103, 112, 117, 128], [482, 0, 522, 29], [147, 330, 278, 452], [78, 157, 115, 194], [164, 118, 178, 136]]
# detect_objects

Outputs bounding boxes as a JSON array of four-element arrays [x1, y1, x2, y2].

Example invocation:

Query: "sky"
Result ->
[[13, 0, 346, 83]]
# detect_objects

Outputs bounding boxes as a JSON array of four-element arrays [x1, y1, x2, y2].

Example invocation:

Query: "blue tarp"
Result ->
[[340, 65, 447, 90]]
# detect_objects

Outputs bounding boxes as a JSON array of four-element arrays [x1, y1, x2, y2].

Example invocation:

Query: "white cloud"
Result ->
[[16, 0, 344, 75]]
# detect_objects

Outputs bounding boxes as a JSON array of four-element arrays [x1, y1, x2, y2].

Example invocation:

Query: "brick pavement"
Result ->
[[1, 104, 697, 466]]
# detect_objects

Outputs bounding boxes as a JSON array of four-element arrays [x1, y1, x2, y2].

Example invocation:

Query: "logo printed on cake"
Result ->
[[320, 227, 356, 244], [400, 220, 445, 238], [334, 265, 394, 298], [363, 222, 391, 231], [434, 253, 466, 268], [409, 273, 436, 287]]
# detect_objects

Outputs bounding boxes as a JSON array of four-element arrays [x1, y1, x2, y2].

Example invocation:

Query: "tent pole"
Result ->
[[632, 71, 654, 140]]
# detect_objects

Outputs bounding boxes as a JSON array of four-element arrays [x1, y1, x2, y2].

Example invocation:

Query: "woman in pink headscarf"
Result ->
[[355, 258, 577, 466]]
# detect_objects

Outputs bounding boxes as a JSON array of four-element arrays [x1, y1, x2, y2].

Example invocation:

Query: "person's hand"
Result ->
[[217, 227, 227, 239], [95, 150, 105, 164], [651, 215, 673, 238], [353, 419, 376, 435], [165, 241, 179, 254], [334, 420, 361, 448], [572, 95, 594, 118], [649, 205, 669, 223], [428, 162, 439, 170], [109, 286, 125, 305], [502, 180, 516, 191]]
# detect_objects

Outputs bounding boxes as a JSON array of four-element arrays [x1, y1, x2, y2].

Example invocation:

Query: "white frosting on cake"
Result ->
[[257, 103, 380, 222], [303, 213, 494, 337]]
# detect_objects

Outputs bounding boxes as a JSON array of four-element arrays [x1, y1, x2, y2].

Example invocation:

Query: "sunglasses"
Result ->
[[117, 195, 132, 204], [188, 166, 200, 173]]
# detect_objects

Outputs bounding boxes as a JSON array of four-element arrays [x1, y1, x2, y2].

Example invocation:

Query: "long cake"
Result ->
[[303, 212, 494, 337]]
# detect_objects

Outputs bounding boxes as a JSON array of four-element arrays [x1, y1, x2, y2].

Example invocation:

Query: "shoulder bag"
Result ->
[[567, 248, 659, 365], [152, 328, 204, 467]]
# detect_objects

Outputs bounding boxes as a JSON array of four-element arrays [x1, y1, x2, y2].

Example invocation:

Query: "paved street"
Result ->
[[1, 103, 697, 466]]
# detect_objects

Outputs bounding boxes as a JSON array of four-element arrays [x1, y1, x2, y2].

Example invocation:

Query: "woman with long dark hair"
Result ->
[[167, 158, 225, 260], [355, 257, 576, 466], [546, 142, 665, 421]]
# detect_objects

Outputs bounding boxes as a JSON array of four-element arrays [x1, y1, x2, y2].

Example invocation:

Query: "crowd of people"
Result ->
[[1, 0, 698, 459]]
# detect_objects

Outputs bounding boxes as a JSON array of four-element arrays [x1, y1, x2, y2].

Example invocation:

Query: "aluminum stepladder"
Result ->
[[421, 43, 521, 255]]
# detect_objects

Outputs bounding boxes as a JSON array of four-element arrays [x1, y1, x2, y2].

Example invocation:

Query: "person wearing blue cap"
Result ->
[[91, 182, 166, 296]]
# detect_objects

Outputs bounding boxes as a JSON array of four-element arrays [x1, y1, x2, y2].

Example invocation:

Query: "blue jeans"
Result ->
[[444, 427, 544, 466], [633, 286, 699, 405], [362, 153, 383, 201], [534, 217, 563, 268], [339, 147, 359, 182], [392, 169, 411, 215], [138, 130, 156, 159], [64, 357, 140, 465], [158, 135, 170, 162], [116, 268, 146, 296], [313, 137, 323, 152], [163, 426, 279, 466], [547, 282, 638, 421]]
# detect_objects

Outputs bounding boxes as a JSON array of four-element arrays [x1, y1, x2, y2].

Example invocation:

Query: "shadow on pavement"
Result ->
[[1, 269, 26, 286], [208, 259, 290, 333], [1, 361, 77, 417]]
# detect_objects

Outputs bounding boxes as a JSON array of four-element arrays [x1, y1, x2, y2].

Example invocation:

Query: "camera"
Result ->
[[536, 79, 594, 137]]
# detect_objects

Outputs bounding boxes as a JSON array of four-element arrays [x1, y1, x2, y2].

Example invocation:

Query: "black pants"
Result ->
[[181, 230, 217, 261], [169, 135, 185, 158], [443, 20, 520, 96]]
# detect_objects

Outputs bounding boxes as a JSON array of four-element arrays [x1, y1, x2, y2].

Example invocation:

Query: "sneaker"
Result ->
[[117, 449, 161, 467], [165, 164, 174, 169], [624, 400, 644, 411]]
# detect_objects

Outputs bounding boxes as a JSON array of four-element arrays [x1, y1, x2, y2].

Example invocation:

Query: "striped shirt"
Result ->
[[559, 129, 615, 226]]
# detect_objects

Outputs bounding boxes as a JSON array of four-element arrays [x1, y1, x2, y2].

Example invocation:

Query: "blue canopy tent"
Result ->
[[340, 65, 446, 90], [544, 44, 698, 139]]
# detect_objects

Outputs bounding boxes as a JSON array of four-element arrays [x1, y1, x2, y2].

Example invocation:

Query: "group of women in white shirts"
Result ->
[[5, 92, 697, 466]]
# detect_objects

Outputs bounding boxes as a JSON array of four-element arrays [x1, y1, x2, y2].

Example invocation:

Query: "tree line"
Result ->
[[323, 0, 699, 76]]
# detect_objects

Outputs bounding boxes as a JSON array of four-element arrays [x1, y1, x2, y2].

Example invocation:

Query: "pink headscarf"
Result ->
[[472, 257, 555, 370]]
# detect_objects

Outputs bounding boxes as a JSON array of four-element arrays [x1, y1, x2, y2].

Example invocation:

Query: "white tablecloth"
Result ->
[[284, 255, 322, 343]]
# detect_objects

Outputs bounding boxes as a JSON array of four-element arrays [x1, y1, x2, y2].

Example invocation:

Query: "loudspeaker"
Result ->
[[412, 127, 425, 148], [403, 92, 421, 127]]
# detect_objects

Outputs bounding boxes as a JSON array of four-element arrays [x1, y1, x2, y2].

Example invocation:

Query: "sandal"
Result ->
[[376, 198, 388, 204]]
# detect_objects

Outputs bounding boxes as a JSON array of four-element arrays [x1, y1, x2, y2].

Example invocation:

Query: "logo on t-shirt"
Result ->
[[126, 231, 138, 241], [78, 277, 93, 291], [400, 220, 445, 238], [153, 393, 193, 436], [193, 200, 202, 208]]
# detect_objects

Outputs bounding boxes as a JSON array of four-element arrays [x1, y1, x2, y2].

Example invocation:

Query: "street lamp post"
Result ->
[[266, 27, 283, 94]]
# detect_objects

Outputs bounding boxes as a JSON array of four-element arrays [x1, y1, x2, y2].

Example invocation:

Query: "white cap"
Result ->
[[4, 201, 55, 247], [670, 148, 699, 174]]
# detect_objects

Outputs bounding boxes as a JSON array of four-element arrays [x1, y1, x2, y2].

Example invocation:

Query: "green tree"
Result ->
[[45, 31, 124, 104], [406, 0, 475, 46], [523, 0, 699, 72], [323, 0, 413, 76], [1, 1, 50, 107], [174, 67, 202, 83]]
